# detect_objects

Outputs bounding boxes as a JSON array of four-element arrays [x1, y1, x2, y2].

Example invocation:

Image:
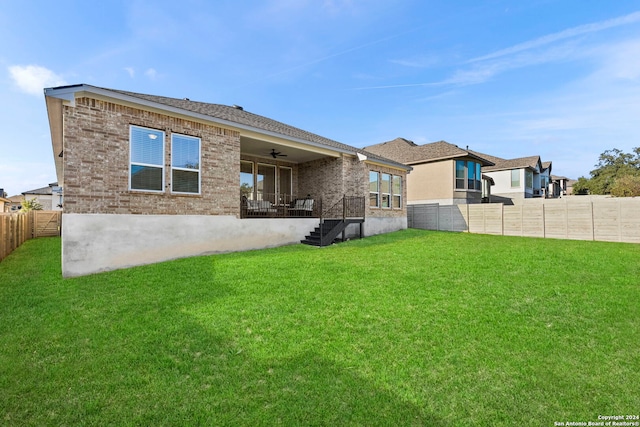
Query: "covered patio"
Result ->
[[239, 133, 365, 220]]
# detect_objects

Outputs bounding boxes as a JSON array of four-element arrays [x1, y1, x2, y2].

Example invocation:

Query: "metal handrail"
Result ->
[[318, 195, 365, 246]]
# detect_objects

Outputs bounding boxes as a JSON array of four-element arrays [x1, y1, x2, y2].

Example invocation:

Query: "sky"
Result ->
[[2, 0, 640, 196]]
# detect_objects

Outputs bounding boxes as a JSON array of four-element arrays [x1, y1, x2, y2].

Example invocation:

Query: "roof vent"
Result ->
[[183, 98, 190, 101], [232, 105, 243, 110]]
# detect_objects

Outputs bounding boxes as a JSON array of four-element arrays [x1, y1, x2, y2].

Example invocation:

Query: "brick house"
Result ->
[[45, 84, 410, 277]]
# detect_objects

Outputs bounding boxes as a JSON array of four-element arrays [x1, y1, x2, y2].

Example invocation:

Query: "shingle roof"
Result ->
[[469, 150, 541, 172], [485, 155, 541, 172], [365, 138, 494, 165], [98, 87, 409, 170], [363, 138, 419, 163], [22, 185, 53, 195]]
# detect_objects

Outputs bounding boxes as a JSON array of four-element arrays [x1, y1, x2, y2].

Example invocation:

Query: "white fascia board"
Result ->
[[44, 86, 79, 107]]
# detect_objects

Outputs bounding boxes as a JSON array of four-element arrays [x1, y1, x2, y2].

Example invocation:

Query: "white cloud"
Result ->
[[145, 68, 158, 80], [390, 55, 440, 68], [469, 10, 640, 63], [8, 65, 67, 95], [124, 67, 135, 78]]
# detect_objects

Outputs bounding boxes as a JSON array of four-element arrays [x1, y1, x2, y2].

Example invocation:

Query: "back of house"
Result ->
[[45, 84, 409, 277]]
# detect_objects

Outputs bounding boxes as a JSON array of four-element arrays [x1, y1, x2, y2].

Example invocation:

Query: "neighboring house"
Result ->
[[566, 178, 576, 196], [550, 175, 569, 197], [364, 138, 494, 205], [22, 182, 63, 211], [0, 196, 9, 212], [469, 151, 548, 203], [7, 195, 24, 211], [0, 188, 8, 212], [540, 161, 552, 198], [45, 84, 410, 277]]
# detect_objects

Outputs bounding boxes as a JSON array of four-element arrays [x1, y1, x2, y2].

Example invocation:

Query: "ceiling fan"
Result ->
[[270, 149, 287, 158]]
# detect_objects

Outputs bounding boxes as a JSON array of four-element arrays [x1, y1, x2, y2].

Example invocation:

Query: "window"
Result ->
[[240, 161, 254, 198], [467, 161, 476, 190], [130, 126, 164, 192], [171, 134, 200, 194], [381, 173, 391, 208], [525, 170, 533, 189], [455, 160, 465, 189], [257, 164, 276, 203], [456, 160, 481, 191], [511, 169, 520, 188], [369, 171, 379, 207], [279, 167, 292, 204], [392, 175, 402, 208]]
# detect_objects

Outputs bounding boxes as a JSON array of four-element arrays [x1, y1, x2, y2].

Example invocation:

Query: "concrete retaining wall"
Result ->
[[62, 214, 408, 277], [62, 214, 319, 277]]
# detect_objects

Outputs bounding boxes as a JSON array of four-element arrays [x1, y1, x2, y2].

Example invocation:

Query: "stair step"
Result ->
[[300, 239, 321, 246], [301, 218, 363, 247]]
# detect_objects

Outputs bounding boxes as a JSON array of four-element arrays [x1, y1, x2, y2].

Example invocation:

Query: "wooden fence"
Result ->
[[408, 197, 640, 244], [0, 211, 62, 262]]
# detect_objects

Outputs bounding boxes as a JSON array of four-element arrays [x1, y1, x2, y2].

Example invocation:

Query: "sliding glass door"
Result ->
[[240, 161, 254, 199], [279, 167, 292, 204], [257, 164, 276, 203], [241, 161, 293, 205]]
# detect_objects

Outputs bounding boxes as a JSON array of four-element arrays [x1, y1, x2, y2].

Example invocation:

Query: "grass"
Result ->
[[0, 230, 639, 426]]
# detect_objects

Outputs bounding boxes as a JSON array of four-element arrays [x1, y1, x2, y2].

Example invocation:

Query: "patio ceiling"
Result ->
[[240, 136, 339, 163]]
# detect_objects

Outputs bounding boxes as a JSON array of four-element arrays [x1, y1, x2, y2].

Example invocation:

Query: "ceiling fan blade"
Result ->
[[270, 149, 286, 158]]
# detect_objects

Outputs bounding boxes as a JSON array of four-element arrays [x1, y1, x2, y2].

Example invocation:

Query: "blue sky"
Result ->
[[2, 0, 640, 196]]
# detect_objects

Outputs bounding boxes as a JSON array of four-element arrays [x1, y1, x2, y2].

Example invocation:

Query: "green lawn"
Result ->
[[1, 230, 639, 426]]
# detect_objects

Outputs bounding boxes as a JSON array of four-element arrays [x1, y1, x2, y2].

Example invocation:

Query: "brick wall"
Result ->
[[298, 155, 407, 218], [62, 97, 240, 216], [298, 156, 344, 207]]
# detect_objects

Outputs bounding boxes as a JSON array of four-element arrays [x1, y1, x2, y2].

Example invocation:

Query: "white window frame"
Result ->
[[392, 175, 402, 209], [171, 133, 201, 195], [129, 125, 165, 193], [511, 169, 521, 188], [369, 171, 380, 208], [381, 173, 391, 208]]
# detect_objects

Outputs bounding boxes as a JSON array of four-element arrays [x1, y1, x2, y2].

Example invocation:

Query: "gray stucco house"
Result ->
[[45, 84, 410, 277]]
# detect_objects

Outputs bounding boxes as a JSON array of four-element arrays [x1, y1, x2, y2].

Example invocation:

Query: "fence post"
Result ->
[[591, 201, 595, 241], [542, 204, 546, 238]]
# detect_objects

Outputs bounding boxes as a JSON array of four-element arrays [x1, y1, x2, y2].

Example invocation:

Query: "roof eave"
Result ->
[[45, 84, 358, 158], [405, 152, 494, 166], [45, 84, 410, 172], [44, 93, 65, 186]]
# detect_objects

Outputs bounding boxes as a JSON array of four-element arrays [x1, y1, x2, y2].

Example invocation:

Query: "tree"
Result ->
[[21, 197, 43, 212], [610, 175, 640, 197], [571, 177, 590, 195], [578, 147, 640, 195]]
